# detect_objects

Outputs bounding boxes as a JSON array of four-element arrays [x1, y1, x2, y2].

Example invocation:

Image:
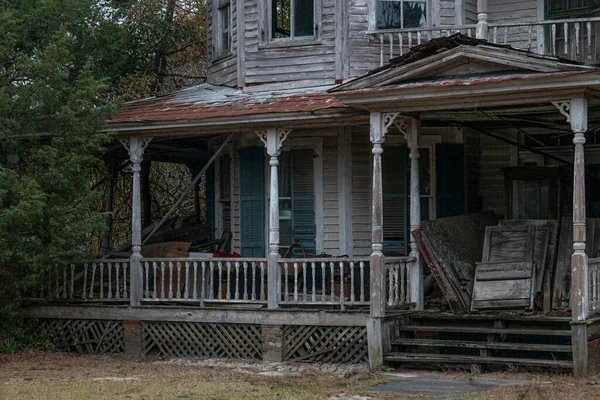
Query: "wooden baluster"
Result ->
[[400, 262, 406, 304], [360, 261, 365, 302], [192, 261, 198, 300], [152, 262, 157, 299], [528, 25, 532, 51], [144, 262, 149, 299], [564, 22, 569, 55], [99, 262, 104, 299], [417, 31, 421, 45], [350, 262, 355, 303], [340, 262, 345, 310], [176, 261, 182, 299], [115, 263, 121, 300], [90, 263, 96, 299], [234, 261, 240, 300], [260, 261, 265, 301], [467, 28, 473, 37], [185, 261, 190, 299], [123, 263, 128, 299], [388, 264, 393, 306], [398, 32, 403, 56], [322, 262, 326, 302], [226, 261, 232, 300], [294, 262, 299, 302], [388, 33, 393, 60], [303, 262, 307, 302], [168, 261, 174, 299], [330, 261, 335, 302], [503, 27, 508, 45], [379, 34, 384, 67], [251, 261, 257, 301], [311, 262, 317, 302], [408, 32, 412, 49], [394, 263, 400, 305], [493, 26, 497, 43], [552, 24, 557, 56], [160, 262, 165, 299], [283, 262, 288, 301], [209, 262, 214, 300], [587, 22, 592, 63], [243, 262, 248, 301], [575, 22, 581, 58], [107, 262, 112, 299], [82, 264, 88, 300], [217, 262, 222, 300]]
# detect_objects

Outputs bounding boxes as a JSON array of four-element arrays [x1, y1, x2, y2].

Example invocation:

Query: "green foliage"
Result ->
[[0, 319, 52, 354]]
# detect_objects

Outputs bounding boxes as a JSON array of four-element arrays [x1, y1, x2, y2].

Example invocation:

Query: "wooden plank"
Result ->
[[474, 262, 534, 280], [391, 338, 572, 352], [384, 352, 573, 368], [396, 325, 572, 336]]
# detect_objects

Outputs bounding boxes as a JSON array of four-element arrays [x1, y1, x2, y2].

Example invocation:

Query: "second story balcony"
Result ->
[[367, 3, 600, 67]]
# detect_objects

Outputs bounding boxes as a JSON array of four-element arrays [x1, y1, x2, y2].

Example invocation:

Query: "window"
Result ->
[[278, 149, 316, 257], [271, 0, 315, 40], [549, 0, 599, 16], [216, 0, 231, 56], [376, 0, 427, 30]]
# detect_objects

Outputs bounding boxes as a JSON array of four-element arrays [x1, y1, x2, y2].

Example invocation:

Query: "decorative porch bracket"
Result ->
[[120, 137, 152, 307], [256, 128, 292, 309], [553, 97, 590, 377]]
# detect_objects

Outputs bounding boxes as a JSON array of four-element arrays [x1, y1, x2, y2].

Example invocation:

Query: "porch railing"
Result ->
[[590, 257, 600, 315], [140, 258, 267, 304], [368, 16, 600, 67], [26, 259, 130, 302], [278, 257, 370, 310], [385, 257, 413, 307]]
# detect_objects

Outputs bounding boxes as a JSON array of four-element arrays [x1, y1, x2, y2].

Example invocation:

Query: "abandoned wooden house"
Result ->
[[25, 0, 600, 377]]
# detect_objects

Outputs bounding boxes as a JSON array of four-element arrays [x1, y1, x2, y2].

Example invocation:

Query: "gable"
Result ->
[[332, 36, 596, 92]]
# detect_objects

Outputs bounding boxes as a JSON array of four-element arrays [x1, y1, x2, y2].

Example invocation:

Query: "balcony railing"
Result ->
[[368, 16, 600, 67], [590, 257, 600, 315]]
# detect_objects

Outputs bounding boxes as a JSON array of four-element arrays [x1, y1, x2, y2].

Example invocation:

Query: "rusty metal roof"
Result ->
[[108, 83, 346, 127]]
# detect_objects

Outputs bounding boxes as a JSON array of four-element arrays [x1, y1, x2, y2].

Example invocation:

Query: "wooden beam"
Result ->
[[142, 133, 234, 246]]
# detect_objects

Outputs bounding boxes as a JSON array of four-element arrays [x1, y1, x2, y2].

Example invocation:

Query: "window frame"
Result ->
[[369, 0, 434, 32], [547, 0, 600, 19], [214, 0, 233, 59], [261, 0, 322, 45]]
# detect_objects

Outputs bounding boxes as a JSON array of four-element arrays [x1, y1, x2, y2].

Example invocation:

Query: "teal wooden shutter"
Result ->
[[436, 143, 465, 218], [382, 146, 407, 255], [240, 147, 265, 257], [206, 164, 215, 230], [292, 149, 316, 256]]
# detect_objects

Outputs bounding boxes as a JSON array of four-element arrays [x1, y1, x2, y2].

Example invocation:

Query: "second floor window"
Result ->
[[216, 0, 231, 56], [272, 0, 315, 39], [376, 0, 427, 30]]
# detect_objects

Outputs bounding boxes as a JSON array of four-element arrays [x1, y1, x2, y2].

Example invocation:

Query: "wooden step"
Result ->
[[384, 352, 573, 368], [397, 325, 572, 336], [391, 338, 572, 352]]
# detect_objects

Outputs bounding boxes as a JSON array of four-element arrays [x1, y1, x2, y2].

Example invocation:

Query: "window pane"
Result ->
[[272, 0, 291, 38], [551, 0, 596, 12], [403, 1, 427, 28], [294, 0, 314, 37], [218, 4, 230, 54], [376, 0, 402, 29]]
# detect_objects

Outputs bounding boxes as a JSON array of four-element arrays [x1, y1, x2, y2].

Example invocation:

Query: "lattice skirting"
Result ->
[[141, 321, 262, 359], [283, 325, 368, 364], [39, 319, 124, 354]]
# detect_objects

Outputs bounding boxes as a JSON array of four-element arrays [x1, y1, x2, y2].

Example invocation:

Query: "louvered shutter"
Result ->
[[436, 143, 465, 218], [383, 146, 407, 255], [240, 147, 265, 257], [292, 149, 316, 257]]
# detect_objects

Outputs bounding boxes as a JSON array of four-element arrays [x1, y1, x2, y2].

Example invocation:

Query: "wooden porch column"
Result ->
[[257, 128, 292, 309], [406, 119, 423, 310], [570, 97, 590, 377], [121, 137, 152, 307], [476, 0, 489, 40]]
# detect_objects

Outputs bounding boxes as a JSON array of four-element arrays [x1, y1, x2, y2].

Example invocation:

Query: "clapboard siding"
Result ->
[[323, 135, 340, 254], [479, 130, 517, 218], [207, 0, 239, 87], [465, 0, 478, 24], [352, 127, 372, 256], [243, 0, 337, 84]]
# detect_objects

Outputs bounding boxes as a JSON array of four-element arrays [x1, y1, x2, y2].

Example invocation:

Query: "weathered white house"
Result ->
[[26, 0, 600, 376]]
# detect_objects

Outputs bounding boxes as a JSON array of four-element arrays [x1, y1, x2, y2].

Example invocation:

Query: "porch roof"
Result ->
[[331, 34, 600, 112], [106, 83, 358, 136]]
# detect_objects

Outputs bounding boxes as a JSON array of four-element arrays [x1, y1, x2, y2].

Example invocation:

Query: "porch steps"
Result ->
[[383, 313, 573, 371], [384, 352, 573, 369]]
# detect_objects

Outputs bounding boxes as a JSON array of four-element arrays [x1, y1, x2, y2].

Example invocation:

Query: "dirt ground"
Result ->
[[1, 352, 600, 399]]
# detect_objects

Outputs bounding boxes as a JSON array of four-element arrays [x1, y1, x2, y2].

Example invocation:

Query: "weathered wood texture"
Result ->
[[282, 325, 368, 363], [142, 321, 262, 359], [352, 127, 372, 256], [39, 319, 124, 354], [415, 212, 498, 312], [555, 218, 600, 309], [207, 0, 239, 86], [479, 131, 517, 218], [323, 134, 341, 254]]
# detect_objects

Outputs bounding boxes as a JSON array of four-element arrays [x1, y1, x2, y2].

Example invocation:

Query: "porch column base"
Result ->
[[261, 324, 284, 362], [367, 317, 384, 370], [571, 320, 589, 377], [122, 320, 142, 356]]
